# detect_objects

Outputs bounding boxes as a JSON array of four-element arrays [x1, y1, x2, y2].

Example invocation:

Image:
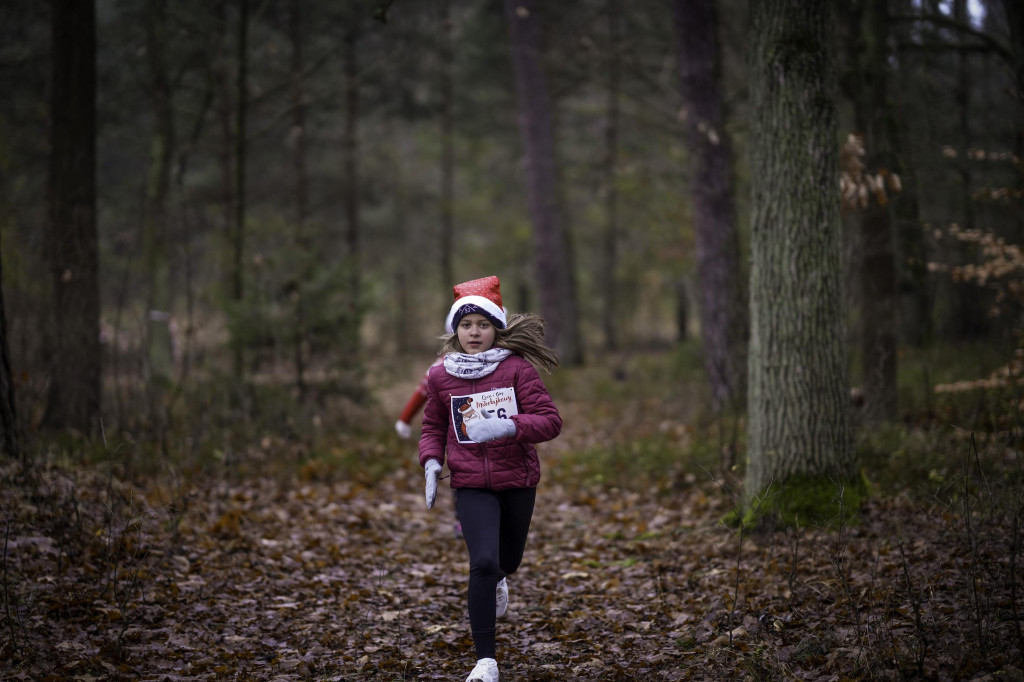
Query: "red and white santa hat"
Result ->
[[445, 275, 508, 333]]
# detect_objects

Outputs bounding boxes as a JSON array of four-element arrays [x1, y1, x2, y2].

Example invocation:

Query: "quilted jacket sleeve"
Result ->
[[509, 360, 562, 444], [418, 366, 447, 469]]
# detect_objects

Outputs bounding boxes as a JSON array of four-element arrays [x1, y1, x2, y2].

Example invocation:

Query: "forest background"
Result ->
[[2, 0, 1024, 679]]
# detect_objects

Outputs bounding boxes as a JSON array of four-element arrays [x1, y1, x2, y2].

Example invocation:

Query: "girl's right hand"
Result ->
[[424, 460, 442, 509]]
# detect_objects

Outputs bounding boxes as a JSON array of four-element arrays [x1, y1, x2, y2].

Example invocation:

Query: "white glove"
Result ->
[[395, 420, 412, 439], [424, 460, 442, 509], [466, 415, 516, 443]]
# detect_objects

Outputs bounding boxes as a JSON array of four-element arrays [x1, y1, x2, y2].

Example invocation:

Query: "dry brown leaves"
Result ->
[[1, 452, 1022, 681]]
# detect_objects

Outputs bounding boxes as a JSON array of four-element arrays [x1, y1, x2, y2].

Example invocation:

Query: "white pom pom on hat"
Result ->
[[445, 275, 508, 334]]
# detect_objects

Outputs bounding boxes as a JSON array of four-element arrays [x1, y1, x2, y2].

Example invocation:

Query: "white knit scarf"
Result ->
[[444, 348, 512, 380]]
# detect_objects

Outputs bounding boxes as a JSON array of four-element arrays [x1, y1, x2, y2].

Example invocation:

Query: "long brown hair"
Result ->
[[439, 312, 560, 373]]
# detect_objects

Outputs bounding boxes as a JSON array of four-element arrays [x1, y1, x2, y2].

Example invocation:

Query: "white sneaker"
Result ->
[[495, 577, 508, 618], [465, 657, 498, 682]]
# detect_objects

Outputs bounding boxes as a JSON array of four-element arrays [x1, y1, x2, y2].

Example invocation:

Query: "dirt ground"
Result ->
[[3, 446, 1022, 681]]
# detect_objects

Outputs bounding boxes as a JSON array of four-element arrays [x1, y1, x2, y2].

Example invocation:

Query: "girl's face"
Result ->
[[456, 313, 497, 354]]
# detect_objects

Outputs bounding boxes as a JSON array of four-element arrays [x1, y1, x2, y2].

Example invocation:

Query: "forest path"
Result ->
[[3, 451, 1003, 681], [0, 356, 1012, 681]]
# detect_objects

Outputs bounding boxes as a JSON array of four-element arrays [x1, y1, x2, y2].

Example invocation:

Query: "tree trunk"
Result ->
[[143, 0, 176, 389], [44, 0, 100, 435], [675, 276, 689, 342], [601, 0, 621, 352], [949, 0, 988, 339], [213, 2, 234, 351], [0, 246, 19, 459], [439, 0, 455, 294], [503, 0, 583, 365], [394, 134, 412, 354], [232, 0, 249, 380], [745, 0, 854, 509], [673, 0, 746, 412], [342, 20, 361, 354], [890, 0, 932, 347], [1003, 0, 1024, 235], [845, 0, 899, 423], [290, 0, 310, 398], [168, 32, 217, 400]]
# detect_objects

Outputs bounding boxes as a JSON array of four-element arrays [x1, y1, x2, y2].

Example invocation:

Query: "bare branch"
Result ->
[[891, 13, 1014, 65]]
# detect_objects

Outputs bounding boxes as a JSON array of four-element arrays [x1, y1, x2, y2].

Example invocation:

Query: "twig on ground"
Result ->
[[898, 539, 929, 677], [819, 481, 865, 669], [963, 432, 989, 658], [2, 511, 18, 658]]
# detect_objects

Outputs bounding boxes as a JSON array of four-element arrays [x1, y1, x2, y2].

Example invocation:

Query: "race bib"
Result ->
[[450, 387, 518, 444]]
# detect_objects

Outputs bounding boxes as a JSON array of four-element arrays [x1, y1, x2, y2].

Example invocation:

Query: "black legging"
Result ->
[[455, 486, 537, 660]]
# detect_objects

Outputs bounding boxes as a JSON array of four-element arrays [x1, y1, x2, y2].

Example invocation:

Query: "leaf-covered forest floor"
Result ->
[[3, 354, 1024, 681]]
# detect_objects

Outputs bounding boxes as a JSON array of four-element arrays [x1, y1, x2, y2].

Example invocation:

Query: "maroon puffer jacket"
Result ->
[[418, 354, 562, 490]]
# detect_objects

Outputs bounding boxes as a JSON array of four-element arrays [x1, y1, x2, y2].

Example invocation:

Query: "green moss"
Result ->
[[740, 474, 867, 530]]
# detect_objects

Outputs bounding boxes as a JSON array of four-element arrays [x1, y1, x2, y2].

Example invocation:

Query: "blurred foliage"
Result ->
[[17, 331, 1024, 518], [543, 338, 1023, 512], [1, 1, 1022, 513], [223, 213, 361, 375]]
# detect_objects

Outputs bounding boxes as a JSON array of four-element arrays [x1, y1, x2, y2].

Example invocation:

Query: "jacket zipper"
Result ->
[[474, 378, 493, 489]]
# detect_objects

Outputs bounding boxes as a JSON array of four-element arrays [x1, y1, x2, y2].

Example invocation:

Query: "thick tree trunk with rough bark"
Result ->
[[673, 0, 746, 412], [745, 0, 854, 503], [503, 0, 583, 365], [44, 0, 101, 434]]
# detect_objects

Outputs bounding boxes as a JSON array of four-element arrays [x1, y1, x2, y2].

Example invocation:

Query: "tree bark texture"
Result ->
[[1003, 0, 1024, 224], [848, 0, 899, 422], [673, 0, 746, 412], [439, 0, 455, 294], [214, 1, 234, 314], [143, 0, 176, 387], [601, 0, 621, 352], [1005, 0, 1024, 165], [745, 0, 853, 497], [45, 0, 101, 434], [290, 0, 310, 396], [889, 0, 931, 347], [393, 133, 412, 354], [0, 248, 19, 458], [503, 0, 583, 365], [232, 0, 249, 379], [343, 23, 360, 316], [949, 0, 988, 339]]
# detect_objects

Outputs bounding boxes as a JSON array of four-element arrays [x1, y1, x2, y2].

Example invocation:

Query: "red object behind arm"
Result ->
[[398, 389, 428, 423]]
